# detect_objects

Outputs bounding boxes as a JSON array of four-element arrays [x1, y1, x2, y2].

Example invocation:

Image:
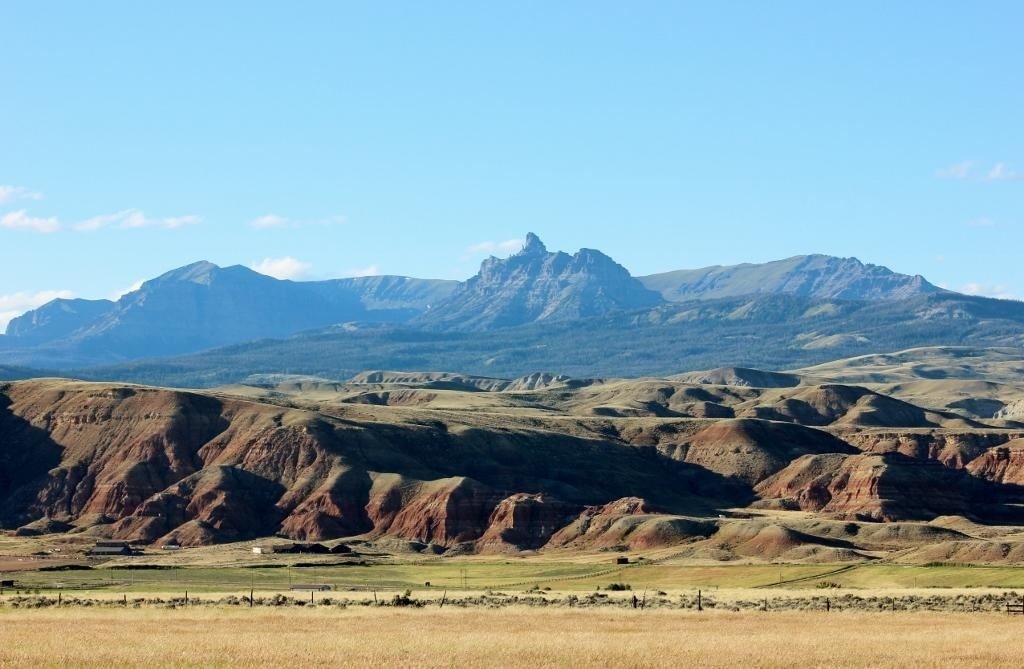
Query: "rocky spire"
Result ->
[[519, 232, 548, 256]]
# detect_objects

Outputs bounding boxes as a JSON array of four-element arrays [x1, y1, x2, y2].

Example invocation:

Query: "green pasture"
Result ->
[[7, 560, 1024, 596]]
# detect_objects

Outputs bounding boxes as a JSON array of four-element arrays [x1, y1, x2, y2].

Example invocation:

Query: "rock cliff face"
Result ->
[[845, 431, 1021, 469], [416, 233, 663, 330], [473, 493, 580, 552], [966, 440, 1024, 485], [754, 453, 1008, 521]]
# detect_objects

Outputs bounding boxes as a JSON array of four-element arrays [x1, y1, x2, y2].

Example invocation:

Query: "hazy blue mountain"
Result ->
[[416, 233, 664, 330], [641, 254, 942, 302], [2, 262, 458, 367], [79, 291, 1024, 388], [5, 298, 115, 343]]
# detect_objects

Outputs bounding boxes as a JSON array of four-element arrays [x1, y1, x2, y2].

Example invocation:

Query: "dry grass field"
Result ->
[[1, 607, 1020, 668]]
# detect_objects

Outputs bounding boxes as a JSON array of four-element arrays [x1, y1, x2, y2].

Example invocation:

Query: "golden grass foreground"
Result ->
[[1, 607, 1020, 668]]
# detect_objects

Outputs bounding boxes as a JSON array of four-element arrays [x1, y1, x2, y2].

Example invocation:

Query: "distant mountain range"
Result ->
[[0, 233, 1016, 380]]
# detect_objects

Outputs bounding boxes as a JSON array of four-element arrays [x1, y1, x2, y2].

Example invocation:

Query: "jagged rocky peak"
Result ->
[[416, 233, 664, 330], [519, 232, 547, 255]]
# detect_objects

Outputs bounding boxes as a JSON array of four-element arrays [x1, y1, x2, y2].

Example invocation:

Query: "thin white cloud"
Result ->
[[75, 209, 202, 231], [986, 162, 1022, 181], [968, 218, 996, 228], [248, 214, 346, 229], [0, 185, 43, 204], [0, 209, 60, 233], [936, 160, 975, 179], [342, 264, 381, 278], [0, 289, 74, 333], [960, 282, 1017, 300], [249, 214, 289, 229], [250, 257, 312, 280], [937, 160, 1022, 181], [466, 238, 525, 257]]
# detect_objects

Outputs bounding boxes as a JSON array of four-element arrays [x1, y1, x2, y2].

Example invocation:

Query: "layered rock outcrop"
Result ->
[[754, 453, 1008, 521]]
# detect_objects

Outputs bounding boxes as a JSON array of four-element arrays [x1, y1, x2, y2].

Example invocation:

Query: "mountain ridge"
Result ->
[[0, 234, 1009, 374], [640, 253, 942, 302], [73, 291, 1024, 388]]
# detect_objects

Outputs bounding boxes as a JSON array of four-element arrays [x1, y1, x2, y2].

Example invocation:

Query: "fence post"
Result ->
[[826, 598, 830, 613], [697, 589, 702, 612], [250, 589, 254, 608]]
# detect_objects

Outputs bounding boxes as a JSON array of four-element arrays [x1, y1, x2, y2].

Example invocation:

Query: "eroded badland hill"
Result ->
[[6, 348, 1024, 564]]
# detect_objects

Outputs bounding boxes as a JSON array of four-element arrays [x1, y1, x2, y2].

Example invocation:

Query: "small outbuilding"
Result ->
[[88, 541, 134, 557]]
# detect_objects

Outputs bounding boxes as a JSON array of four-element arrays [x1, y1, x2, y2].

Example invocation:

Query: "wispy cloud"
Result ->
[[466, 238, 525, 257], [249, 214, 289, 229], [250, 256, 312, 280], [985, 162, 1022, 181], [248, 213, 346, 229], [0, 210, 60, 233], [960, 282, 1017, 300], [75, 209, 202, 231], [0, 289, 74, 332], [0, 185, 43, 204], [937, 160, 1022, 181], [342, 264, 381, 278], [936, 160, 976, 179], [967, 217, 997, 228]]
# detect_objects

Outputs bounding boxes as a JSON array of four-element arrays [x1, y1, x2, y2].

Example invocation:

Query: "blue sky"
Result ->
[[1, 2, 1021, 330]]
